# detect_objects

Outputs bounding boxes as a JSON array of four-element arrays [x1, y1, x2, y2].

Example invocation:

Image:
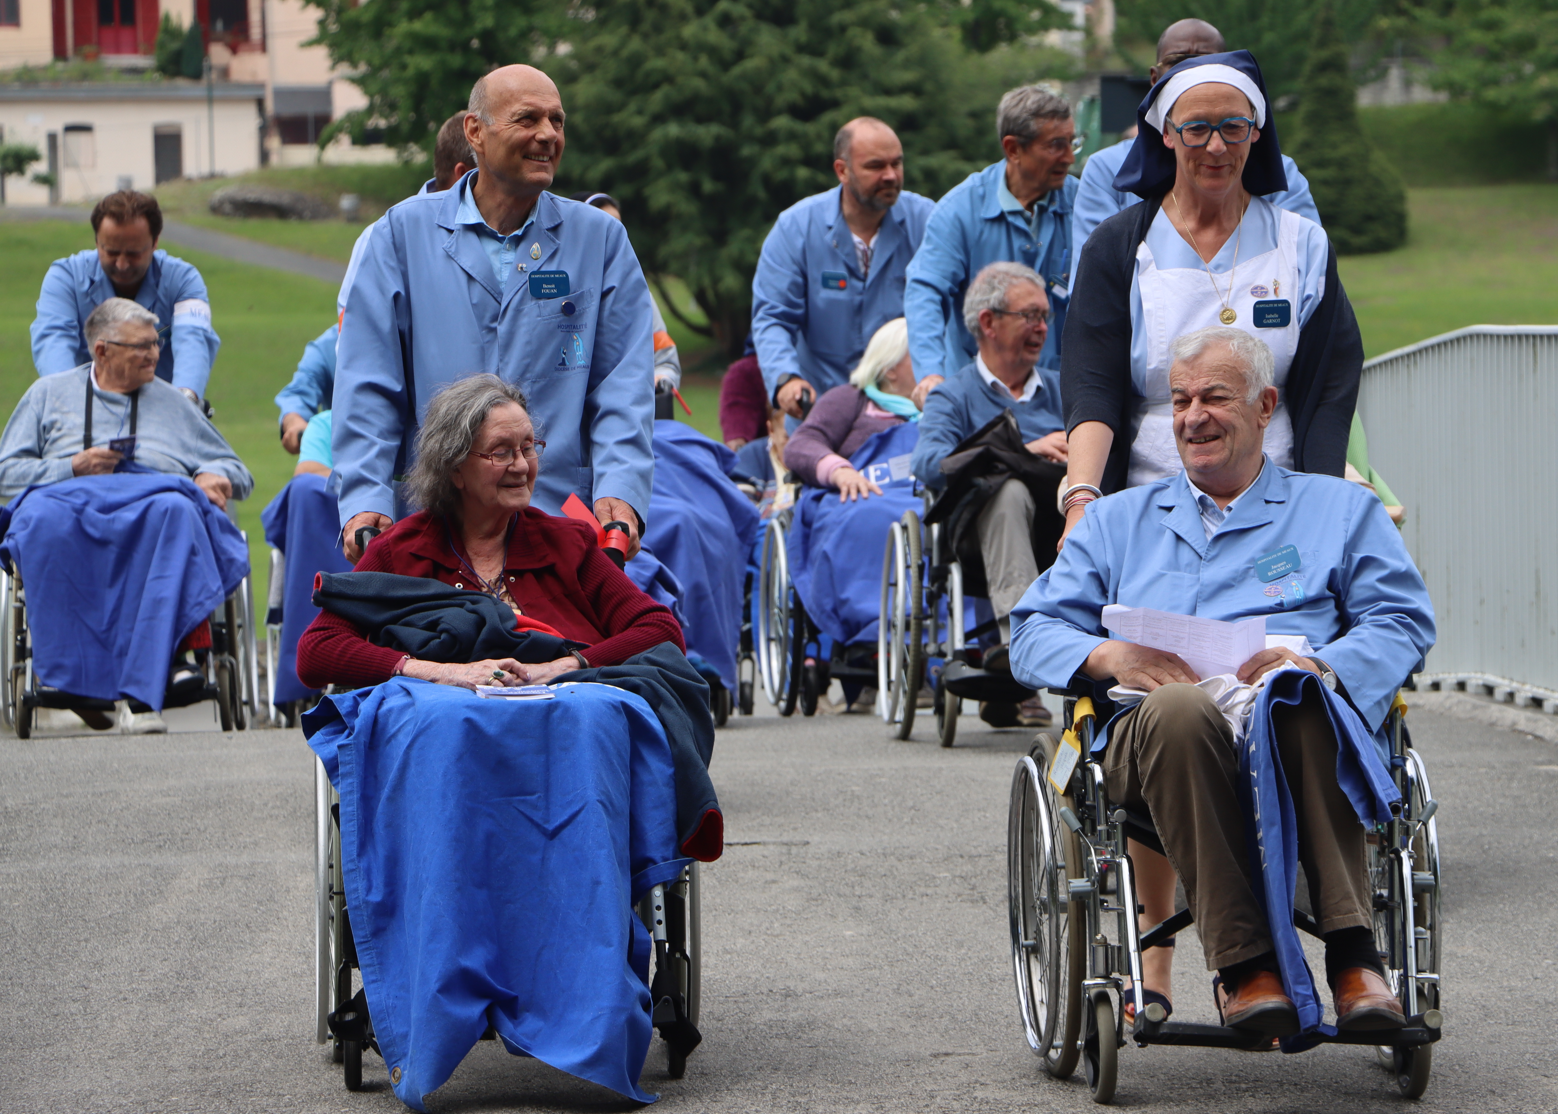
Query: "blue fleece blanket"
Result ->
[[625, 547, 689, 629], [260, 474, 351, 706], [0, 474, 249, 711], [640, 421, 761, 691], [1241, 671, 1401, 1050], [302, 679, 688, 1108], [787, 422, 921, 645]]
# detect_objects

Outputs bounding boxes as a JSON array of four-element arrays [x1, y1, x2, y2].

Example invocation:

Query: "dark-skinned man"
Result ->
[[751, 117, 934, 421], [333, 67, 656, 561], [1071, 18, 1319, 261], [905, 86, 1078, 409], [31, 190, 219, 404]]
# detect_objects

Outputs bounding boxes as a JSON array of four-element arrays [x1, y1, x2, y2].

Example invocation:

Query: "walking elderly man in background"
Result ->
[[333, 65, 656, 561], [31, 190, 220, 404], [904, 86, 1079, 408], [1010, 326, 1433, 1035], [1070, 18, 1319, 261], [0, 298, 251, 506], [751, 117, 935, 420]]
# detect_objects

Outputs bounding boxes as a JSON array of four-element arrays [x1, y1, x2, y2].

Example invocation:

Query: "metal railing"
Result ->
[[1358, 326, 1558, 712]]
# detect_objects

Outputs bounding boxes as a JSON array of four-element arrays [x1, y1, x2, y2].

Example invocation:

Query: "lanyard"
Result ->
[[444, 514, 518, 599], [83, 371, 137, 450]]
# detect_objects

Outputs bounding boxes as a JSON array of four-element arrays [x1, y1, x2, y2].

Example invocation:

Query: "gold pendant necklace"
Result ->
[[1172, 191, 1245, 325]]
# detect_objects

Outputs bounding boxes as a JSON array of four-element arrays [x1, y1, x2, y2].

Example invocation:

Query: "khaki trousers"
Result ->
[[1102, 683, 1373, 970], [976, 478, 1038, 620]]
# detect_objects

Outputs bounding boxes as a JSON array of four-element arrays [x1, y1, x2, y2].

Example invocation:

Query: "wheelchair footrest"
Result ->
[[940, 660, 1034, 703], [328, 989, 375, 1044], [1133, 1012, 1442, 1049]]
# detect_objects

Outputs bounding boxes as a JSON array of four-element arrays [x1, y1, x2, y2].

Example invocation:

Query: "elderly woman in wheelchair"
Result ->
[[1005, 327, 1442, 1100], [296, 376, 718, 1106]]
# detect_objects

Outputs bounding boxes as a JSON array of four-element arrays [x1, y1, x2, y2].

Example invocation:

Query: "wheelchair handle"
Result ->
[[601, 521, 632, 569], [354, 526, 381, 555]]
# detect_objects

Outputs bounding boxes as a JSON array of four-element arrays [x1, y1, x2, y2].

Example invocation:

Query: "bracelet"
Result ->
[[1060, 483, 1103, 503], [570, 650, 590, 669], [392, 654, 411, 677], [1062, 492, 1097, 514]]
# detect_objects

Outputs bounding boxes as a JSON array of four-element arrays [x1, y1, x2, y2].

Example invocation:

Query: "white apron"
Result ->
[[1128, 202, 1304, 487]]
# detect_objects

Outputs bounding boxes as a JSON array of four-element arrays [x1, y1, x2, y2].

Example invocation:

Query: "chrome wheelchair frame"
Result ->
[[1007, 691, 1443, 1103], [1, 538, 260, 736], [313, 758, 704, 1090]]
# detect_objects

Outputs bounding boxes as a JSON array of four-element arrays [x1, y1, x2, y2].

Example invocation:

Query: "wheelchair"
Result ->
[[877, 496, 1040, 746], [0, 542, 260, 736], [313, 757, 704, 1089], [1006, 690, 1443, 1104], [754, 506, 878, 717]]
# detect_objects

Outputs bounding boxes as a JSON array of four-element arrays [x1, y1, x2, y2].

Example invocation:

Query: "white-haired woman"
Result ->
[[782, 317, 919, 501]]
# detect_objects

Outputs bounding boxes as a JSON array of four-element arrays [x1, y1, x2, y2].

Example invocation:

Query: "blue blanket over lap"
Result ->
[[1241, 671, 1401, 1050], [260, 473, 351, 706], [0, 473, 250, 710], [787, 422, 921, 645], [303, 679, 688, 1109], [639, 421, 761, 692]]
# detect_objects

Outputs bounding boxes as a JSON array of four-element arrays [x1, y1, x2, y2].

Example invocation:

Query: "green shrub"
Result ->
[[179, 22, 205, 80], [1287, 3, 1408, 254], [155, 13, 185, 78]]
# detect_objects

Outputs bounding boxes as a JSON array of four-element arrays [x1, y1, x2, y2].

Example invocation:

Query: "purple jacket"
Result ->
[[783, 385, 903, 487]]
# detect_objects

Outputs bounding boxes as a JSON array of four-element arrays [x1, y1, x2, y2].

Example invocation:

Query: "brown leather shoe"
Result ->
[[1220, 970, 1299, 1036], [1334, 967, 1405, 1030]]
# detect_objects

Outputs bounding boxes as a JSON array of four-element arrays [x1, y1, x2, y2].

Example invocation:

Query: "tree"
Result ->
[[1426, 0, 1558, 180], [555, 0, 1075, 356], [0, 142, 41, 205], [1113, 0, 1387, 106], [155, 13, 185, 78], [300, 0, 568, 151], [1288, 3, 1408, 253], [179, 21, 206, 80]]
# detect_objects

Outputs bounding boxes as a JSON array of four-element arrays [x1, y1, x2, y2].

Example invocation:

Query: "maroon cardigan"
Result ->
[[297, 507, 684, 689]]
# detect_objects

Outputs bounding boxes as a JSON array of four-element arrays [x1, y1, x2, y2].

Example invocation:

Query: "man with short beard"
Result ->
[[751, 118, 934, 420]]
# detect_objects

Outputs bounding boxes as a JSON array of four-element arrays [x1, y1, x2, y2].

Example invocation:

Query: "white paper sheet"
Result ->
[[1101, 604, 1267, 682], [474, 684, 556, 699]]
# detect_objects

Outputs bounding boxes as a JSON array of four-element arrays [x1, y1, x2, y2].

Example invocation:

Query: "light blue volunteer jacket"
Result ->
[[751, 186, 935, 402], [1071, 139, 1320, 264], [904, 162, 1079, 382], [1009, 462, 1435, 739], [333, 172, 656, 528], [910, 358, 1064, 491], [31, 249, 219, 396], [275, 323, 338, 429]]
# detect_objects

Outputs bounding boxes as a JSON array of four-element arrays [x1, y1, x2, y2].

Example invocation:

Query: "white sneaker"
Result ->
[[116, 700, 168, 734]]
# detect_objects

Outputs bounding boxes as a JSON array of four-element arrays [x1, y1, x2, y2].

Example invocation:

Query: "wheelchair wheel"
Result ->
[[781, 589, 807, 717], [12, 669, 31, 739], [756, 520, 792, 709], [738, 679, 754, 716], [877, 516, 924, 738], [935, 679, 959, 748], [216, 656, 236, 731], [1083, 991, 1118, 1104], [343, 1040, 363, 1091], [800, 661, 821, 717], [1008, 748, 1084, 1080], [712, 684, 731, 728], [315, 759, 335, 1046]]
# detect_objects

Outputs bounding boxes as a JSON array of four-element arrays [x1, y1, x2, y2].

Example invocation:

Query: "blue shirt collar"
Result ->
[[454, 175, 535, 243]]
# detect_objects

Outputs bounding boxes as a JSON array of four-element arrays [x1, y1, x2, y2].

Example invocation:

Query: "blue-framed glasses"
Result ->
[[1169, 116, 1256, 147]]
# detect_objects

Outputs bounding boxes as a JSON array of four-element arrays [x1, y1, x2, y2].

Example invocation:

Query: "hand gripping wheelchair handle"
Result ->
[[354, 526, 381, 556], [601, 521, 632, 569]]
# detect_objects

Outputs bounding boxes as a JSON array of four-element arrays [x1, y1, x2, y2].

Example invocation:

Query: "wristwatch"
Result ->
[[1313, 659, 1338, 691]]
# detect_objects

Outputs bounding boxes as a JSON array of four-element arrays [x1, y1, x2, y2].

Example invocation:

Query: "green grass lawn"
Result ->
[[1337, 185, 1558, 357]]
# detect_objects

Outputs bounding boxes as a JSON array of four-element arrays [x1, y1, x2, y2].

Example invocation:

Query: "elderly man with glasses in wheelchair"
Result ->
[[1009, 325, 1434, 1037]]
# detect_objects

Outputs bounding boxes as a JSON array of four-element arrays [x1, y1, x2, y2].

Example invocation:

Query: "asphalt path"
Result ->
[[2, 695, 1556, 1113]]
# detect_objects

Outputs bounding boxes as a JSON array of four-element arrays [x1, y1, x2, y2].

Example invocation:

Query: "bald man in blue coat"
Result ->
[[334, 65, 655, 561]]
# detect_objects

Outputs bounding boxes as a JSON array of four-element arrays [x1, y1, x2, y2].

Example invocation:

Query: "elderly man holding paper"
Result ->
[[1009, 326, 1434, 1037]]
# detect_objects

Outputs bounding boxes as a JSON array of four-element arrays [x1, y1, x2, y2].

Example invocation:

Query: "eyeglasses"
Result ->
[[1024, 135, 1086, 156], [990, 307, 1050, 326], [102, 339, 162, 352], [1169, 117, 1256, 147], [467, 441, 545, 466]]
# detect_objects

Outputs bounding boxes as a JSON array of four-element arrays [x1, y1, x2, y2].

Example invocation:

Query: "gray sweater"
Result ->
[[0, 364, 254, 504]]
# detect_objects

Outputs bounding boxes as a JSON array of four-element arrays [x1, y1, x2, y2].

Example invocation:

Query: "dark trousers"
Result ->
[[1102, 683, 1373, 970]]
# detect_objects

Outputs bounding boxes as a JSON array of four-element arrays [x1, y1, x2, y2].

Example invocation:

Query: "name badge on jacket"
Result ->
[[1252, 299, 1292, 328], [529, 271, 571, 299], [820, 270, 848, 291]]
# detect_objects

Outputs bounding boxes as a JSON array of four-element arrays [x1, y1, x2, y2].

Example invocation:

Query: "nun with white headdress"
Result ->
[[1047, 51, 1365, 1028], [1058, 50, 1363, 530]]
